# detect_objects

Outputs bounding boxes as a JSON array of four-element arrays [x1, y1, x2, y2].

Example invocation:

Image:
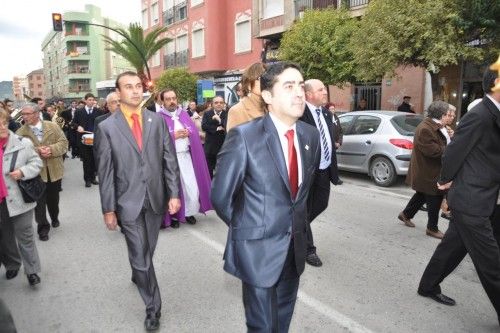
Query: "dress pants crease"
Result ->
[[403, 191, 443, 230], [306, 169, 330, 254]]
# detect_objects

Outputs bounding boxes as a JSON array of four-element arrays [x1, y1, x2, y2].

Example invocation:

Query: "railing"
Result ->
[[163, 1, 187, 26], [345, 0, 369, 8], [164, 49, 188, 68], [65, 30, 89, 36], [294, 0, 337, 17], [68, 85, 91, 93], [66, 49, 90, 56], [67, 67, 90, 74]]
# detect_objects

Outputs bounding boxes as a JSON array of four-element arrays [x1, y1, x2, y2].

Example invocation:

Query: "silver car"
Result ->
[[336, 111, 424, 187]]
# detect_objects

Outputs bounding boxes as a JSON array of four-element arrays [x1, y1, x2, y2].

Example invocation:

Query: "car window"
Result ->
[[339, 115, 355, 134], [391, 114, 424, 136], [351, 116, 381, 135]]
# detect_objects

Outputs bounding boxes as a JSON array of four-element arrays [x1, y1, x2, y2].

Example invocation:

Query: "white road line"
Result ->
[[188, 229, 376, 333], [340, 182, 412, 200]]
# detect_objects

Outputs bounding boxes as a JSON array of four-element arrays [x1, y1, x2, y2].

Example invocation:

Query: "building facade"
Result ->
[[41, 4, 133, 101], [26, 69, 45, 100], [12, 75, 29, 102], [141, 0, 263, 103]]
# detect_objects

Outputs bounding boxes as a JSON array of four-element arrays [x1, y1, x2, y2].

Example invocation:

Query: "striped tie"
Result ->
[[315, 108, 330, 161]]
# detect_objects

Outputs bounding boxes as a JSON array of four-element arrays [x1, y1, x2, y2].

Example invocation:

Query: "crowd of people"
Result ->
[[0, 59, 499, 332]]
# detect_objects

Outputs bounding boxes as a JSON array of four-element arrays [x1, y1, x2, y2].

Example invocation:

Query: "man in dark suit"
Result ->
[[94, 71, 180, 331], [201, 95, 227, 178], [72, 93, 102, 187], [299, 79, 340, 267], [94, 92, 120, 131], [60, 100, 79, 158], [417, 68, 500, 327], [212, 62, 320, 332]]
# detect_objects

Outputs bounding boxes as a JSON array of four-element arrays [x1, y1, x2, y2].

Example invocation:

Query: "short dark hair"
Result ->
[[159, 89, 176, 101], [115, 71, 140, 90], [260, 62, 303, 93], [31, 97, 41, 103], [482, 68, 498, 94], [84, 93, 95, 100], [403, 96, 411, 99], [426, 100, 449, 120]]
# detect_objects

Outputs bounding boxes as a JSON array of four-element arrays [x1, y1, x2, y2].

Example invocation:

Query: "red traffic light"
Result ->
[[52, 13, 63, 32]]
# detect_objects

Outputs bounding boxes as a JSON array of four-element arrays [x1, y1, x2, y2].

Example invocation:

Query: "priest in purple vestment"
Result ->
[[158, 89, 212, 228]]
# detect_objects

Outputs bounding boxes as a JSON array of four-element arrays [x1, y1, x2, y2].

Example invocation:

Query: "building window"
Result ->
[[191, 0, 203, 7], [176, 34, 188, 51], [235, 20, 251, 53], [164, 0, 174, 10], [262, 0, 284, 19], [38, 84, 42, 88], [151, 51, 161, 67], [152, 3, 159, 25], [191, 29, 205, 58], [36, 75, 41, 80], [142, 9, 149, 28], [165, 40, 175, 54], [177, 2, 187, 21]]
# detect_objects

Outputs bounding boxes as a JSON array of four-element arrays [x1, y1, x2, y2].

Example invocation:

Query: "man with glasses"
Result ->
[[17, 104, 68, 241], [201, 96, 228, 178]]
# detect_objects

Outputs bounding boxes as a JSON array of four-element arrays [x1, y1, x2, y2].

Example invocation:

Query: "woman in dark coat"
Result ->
[[398, 101, 449, 239]]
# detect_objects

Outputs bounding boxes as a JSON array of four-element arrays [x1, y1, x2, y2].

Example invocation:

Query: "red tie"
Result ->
[[131, 113, 142, 150], [285, 129, 298, 199]]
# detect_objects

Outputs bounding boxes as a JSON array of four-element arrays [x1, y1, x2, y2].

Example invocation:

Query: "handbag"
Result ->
[[9, 147, 46, 203]]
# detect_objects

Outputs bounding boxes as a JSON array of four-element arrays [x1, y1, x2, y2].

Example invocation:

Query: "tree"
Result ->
[[102, 23, 171, 89], [155, 67, 198, 103], [349, 0, 498, 82], [278, 9, 359, 86]]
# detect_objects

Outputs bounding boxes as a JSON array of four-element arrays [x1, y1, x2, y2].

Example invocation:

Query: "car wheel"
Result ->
[[370, 156, 396, 187]]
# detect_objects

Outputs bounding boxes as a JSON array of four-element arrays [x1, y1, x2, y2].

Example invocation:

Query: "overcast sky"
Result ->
[[0, 0, 141, 81]]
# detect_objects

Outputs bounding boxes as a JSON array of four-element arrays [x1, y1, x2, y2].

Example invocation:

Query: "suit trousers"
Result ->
[[35, 173, 62, 236], [491, 205, 500, 249], [80, 143, 96, 182], [403, 191, 443, 231], [0, 207, 41, 275], [0, 298, 17, 333], [120, 194, 163, 316], [306, 168, 331, 254], [205, 152, 217, 179], [418, 210, 500, 317]]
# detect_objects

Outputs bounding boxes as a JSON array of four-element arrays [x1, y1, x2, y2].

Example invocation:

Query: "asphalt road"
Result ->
[[1, 160, 498, 332]]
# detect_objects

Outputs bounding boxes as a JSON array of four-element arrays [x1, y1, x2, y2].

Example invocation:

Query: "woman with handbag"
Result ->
[[0, 109, 43, 286]]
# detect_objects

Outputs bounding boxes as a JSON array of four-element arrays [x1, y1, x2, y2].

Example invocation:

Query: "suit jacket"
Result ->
[[59, 108, 74, 131], [211, 113, 321, 288], [94, 112, 111, 132], [201, 109, 228, 155], [332, 113, 343, 145], [406, 117, 446, 195], [94, 109, 180, 221], [72, 107, 103, 134], [16, 121, 68, 182], [440, 97, 500, 216], [299, 105, 339, 183]]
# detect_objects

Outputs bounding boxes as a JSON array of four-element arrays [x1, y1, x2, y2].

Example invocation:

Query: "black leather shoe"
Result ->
[[441, 212, 451, 220], [186, 216, 197, 225], [171, 220, 180, 228], [51, 220, 60, 228], [91, 179, 99, 185], [306, 253, 323, 267], [85, 181, 91, 188], [6, 269, 18, 280], [336, 179, 343, 185], [39, 234, 49, 241], [144, 314, 160, 331], [27, 273, 41, 286], [131, 276, 137, 285], [418, 290, 456, 306]]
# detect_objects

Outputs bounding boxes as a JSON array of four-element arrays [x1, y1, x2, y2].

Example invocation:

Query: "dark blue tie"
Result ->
[[315, 108, 330, 161]]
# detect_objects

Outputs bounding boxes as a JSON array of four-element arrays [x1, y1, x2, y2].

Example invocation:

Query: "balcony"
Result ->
[[68, 85, 91, 93], [67, 66, 90, 74], [294, 0, 338, 18], [163, 1, 187, 26], [345, 0, 370, 8], [65, 30, 89, 36], [164, 50, 188, 68]]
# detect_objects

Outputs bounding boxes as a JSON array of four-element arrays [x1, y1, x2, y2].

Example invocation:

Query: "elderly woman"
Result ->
[[0, 109, 43, 285], [226, 62, 266, 131]]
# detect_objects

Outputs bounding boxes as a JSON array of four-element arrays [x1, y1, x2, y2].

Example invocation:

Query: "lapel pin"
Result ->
[[148, 118, 152, 122], [305, 145, 309, 150]]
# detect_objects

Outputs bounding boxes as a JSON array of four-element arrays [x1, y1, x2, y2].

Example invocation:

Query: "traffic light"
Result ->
[[52, 13, 63, 32]]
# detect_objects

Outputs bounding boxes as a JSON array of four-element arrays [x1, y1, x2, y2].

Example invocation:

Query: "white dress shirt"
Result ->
[[305, 101, 332, 170]]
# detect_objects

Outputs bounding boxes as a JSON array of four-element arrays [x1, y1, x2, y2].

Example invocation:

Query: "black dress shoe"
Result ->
[[336, 179, 343, 185], [306, 253, 323, 267], [131, 276, 137, 284], [6, 269, 19, 280], [418, 290, 456, 306], [171, 220, 180, 228], [90, 179, 99, 185], [186, 216, 197, 225], [51, 220, 60, 228], [144, 314, 160, 331], [85, 181, 91, 188], [27, 273, 41, 286], [39, 234, 49, 241], [441, 212, 452, 220]]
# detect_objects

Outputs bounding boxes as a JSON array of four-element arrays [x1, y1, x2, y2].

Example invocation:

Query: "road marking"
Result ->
[[339, 182, 411, 200], [188, 229, 376, 333]]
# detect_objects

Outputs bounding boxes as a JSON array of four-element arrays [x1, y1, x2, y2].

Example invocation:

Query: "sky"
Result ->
[[0, 0, 141, 81]]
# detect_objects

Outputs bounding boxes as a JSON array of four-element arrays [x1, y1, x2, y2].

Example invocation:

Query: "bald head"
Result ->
[[304, 79, 328, 107], [106, 92, 120, 113]]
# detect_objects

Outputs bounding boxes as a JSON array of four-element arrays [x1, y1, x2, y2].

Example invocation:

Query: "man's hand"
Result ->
[[77, 126, 84, 133], [9, 169, 23, 181], [103, 212, 118, 231], [39, 146, 52, 158], [168, 198, 181, 215], [212, 114, 221, 123], [335, 142, 341, 149], [437, 181, 452, 190], [216, 126, 225, 132], [174, 129, 189, 140]]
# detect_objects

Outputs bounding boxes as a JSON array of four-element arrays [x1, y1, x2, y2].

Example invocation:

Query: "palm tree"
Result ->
[[102, 23, 171, 89]]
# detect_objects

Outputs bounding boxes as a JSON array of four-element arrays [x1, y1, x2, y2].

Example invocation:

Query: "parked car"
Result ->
[[336, 111, 424, 187]]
